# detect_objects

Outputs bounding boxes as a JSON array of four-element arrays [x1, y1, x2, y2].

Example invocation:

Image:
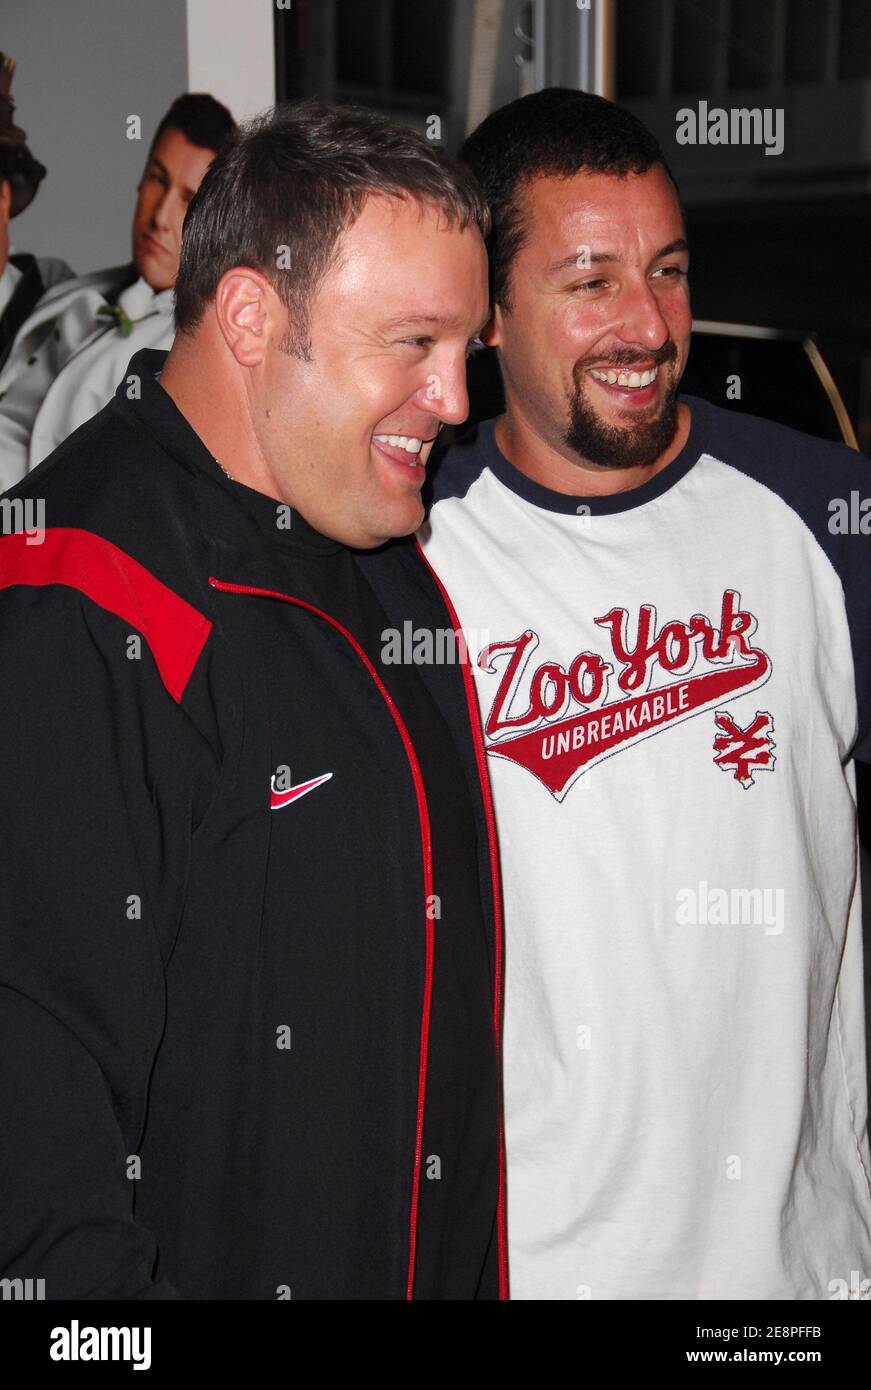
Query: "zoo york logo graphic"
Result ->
[[713, 710, 776, 788], [477, 589, 772, 801]]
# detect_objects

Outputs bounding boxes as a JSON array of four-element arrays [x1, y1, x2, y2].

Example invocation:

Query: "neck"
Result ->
[[494, 395, 691, 497], [159, 331, 284, 502]]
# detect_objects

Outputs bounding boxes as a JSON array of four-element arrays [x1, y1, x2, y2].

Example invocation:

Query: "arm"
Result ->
[[0, 577, 212, 1298]]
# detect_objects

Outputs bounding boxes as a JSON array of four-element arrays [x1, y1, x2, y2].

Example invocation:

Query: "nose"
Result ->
[[151, 188, 175, 234], [616, 276, 670, 352]]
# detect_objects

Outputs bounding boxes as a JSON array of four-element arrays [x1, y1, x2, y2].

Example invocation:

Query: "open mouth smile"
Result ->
[[372, 434, 438, 468], [586, 363, 662, 408], [589, 365, 659, 390]]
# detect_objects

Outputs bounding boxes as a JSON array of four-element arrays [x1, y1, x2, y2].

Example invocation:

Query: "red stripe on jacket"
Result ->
[[0, 527, 212, 702]]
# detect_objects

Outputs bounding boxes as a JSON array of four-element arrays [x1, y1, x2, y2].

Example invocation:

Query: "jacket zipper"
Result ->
[[209, 576, 433, 1300], [414, 544, 510, 1301]]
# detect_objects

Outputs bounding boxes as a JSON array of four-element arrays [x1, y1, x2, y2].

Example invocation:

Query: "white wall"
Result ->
[[186, 0, 275, 124]]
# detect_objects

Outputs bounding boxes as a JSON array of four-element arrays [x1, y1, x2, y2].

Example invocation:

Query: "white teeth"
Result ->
[[373, 433, 424, 464], [590, 366, 658, 389], [374, 434, 423, 454]]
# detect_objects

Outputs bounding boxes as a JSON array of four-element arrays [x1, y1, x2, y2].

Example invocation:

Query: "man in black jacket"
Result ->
[[0, 101, 506, 1300]]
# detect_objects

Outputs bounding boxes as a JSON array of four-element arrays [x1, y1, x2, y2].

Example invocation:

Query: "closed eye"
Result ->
[[399, 335, 487, 358]]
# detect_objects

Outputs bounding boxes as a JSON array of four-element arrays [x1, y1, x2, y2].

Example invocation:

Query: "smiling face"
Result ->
[[248, 193, 489, 547], [131, 127, 216, 290], [488, 164, 692, 481]]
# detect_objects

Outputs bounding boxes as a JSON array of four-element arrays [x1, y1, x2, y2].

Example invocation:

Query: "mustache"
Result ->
[[575, 341, 678, 375]]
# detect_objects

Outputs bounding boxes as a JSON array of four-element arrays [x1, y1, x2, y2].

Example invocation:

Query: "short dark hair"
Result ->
[[148, 93, 236, 161], [460, 87, 679, 310], [173, 98, 490, 357]]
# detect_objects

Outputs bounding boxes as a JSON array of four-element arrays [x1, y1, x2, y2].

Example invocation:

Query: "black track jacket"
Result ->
[[0, 348, 507, 1300]]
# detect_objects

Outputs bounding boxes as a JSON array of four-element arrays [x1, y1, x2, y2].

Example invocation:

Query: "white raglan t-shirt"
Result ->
[[421, 396, 871, 1300]]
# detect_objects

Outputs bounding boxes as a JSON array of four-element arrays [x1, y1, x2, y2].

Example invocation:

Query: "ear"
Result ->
[[0, 179, 12, 225], [214, 267, 281, 367], [481, 304, 504, 349]]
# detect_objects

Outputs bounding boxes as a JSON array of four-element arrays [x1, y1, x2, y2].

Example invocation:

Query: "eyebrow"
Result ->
[[146, 155, 198, 201], [382, 312, 491, 337], [547, 237, 689, 275]]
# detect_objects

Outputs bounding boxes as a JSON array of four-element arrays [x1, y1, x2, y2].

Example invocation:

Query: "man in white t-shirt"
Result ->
[[0, 93, 234, 490], [421, 87, 871, 1300]]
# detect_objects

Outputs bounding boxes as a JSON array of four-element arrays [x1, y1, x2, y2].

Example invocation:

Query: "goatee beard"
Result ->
[[564, 359, 680, 469]]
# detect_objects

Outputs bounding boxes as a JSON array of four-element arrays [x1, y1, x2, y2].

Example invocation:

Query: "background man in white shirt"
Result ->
[[0, 92, 234, 490]]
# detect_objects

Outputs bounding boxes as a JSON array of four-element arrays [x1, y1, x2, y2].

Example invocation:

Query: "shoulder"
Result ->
[[427, 419, 499, 509], [0, 264, 135, 377], [34, 255, 76, 294], [28, 262, 134, 326], [6, 391, 193, 527], [0, 398, 214, 696], [61, 261, 134, 298], [693, 394, 869, 506], [690, 396, 870, 632]]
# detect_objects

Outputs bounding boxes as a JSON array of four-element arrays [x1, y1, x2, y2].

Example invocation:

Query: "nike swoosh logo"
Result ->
[[270, 771, 333, 811]]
